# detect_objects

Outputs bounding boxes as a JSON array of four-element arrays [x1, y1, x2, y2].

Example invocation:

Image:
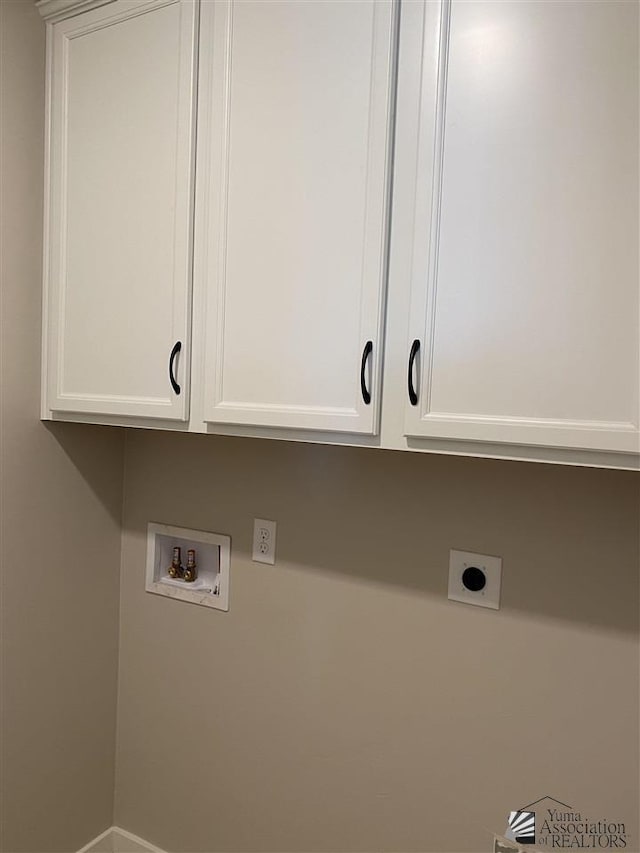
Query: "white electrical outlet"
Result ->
[[448, 549, 502, 609], [252, 518, 276, 565]]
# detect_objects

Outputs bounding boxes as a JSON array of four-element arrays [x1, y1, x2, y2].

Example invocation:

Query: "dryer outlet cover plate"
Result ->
[[448, 549, 502, 610]]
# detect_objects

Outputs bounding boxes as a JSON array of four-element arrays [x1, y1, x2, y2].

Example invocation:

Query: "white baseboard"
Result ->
[[78, 826, 165, 853]]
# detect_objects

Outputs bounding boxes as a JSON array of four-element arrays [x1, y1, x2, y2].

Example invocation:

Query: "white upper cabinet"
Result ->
[[43, 0, 198, 421], [195, 0, 397, 434], [401, 0, 639, 454], [39, 0, 639, 468]]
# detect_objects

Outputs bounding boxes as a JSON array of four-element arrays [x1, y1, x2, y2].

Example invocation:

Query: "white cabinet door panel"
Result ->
[[403, 0, 639, 453], [198, 0, 396, 434], [45, 0, 197, 420]]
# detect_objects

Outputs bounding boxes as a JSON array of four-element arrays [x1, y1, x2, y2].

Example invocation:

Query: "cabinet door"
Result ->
[[44, 0, 198, 421], [402, 0, 639, 454], [197, 0, 396, 434]]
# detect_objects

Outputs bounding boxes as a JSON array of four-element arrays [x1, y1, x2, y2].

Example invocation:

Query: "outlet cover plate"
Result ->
[[252, 518, 276, 565], [448, 549, 502, 610]]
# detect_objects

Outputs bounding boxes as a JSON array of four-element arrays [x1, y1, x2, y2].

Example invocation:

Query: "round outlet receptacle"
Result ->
[[461, 566, 486, 592]]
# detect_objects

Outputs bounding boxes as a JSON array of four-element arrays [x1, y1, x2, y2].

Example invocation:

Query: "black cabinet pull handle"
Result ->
[[169, 341, 182, 395], [360, 340, 373, 405], [408, 338, 420, 406]]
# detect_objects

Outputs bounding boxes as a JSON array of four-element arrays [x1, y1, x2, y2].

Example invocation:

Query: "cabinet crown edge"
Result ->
[[36, 0, 116, 23]]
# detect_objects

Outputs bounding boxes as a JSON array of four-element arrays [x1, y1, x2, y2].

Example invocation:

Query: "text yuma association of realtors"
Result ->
[[539, 807, 627, 849]]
